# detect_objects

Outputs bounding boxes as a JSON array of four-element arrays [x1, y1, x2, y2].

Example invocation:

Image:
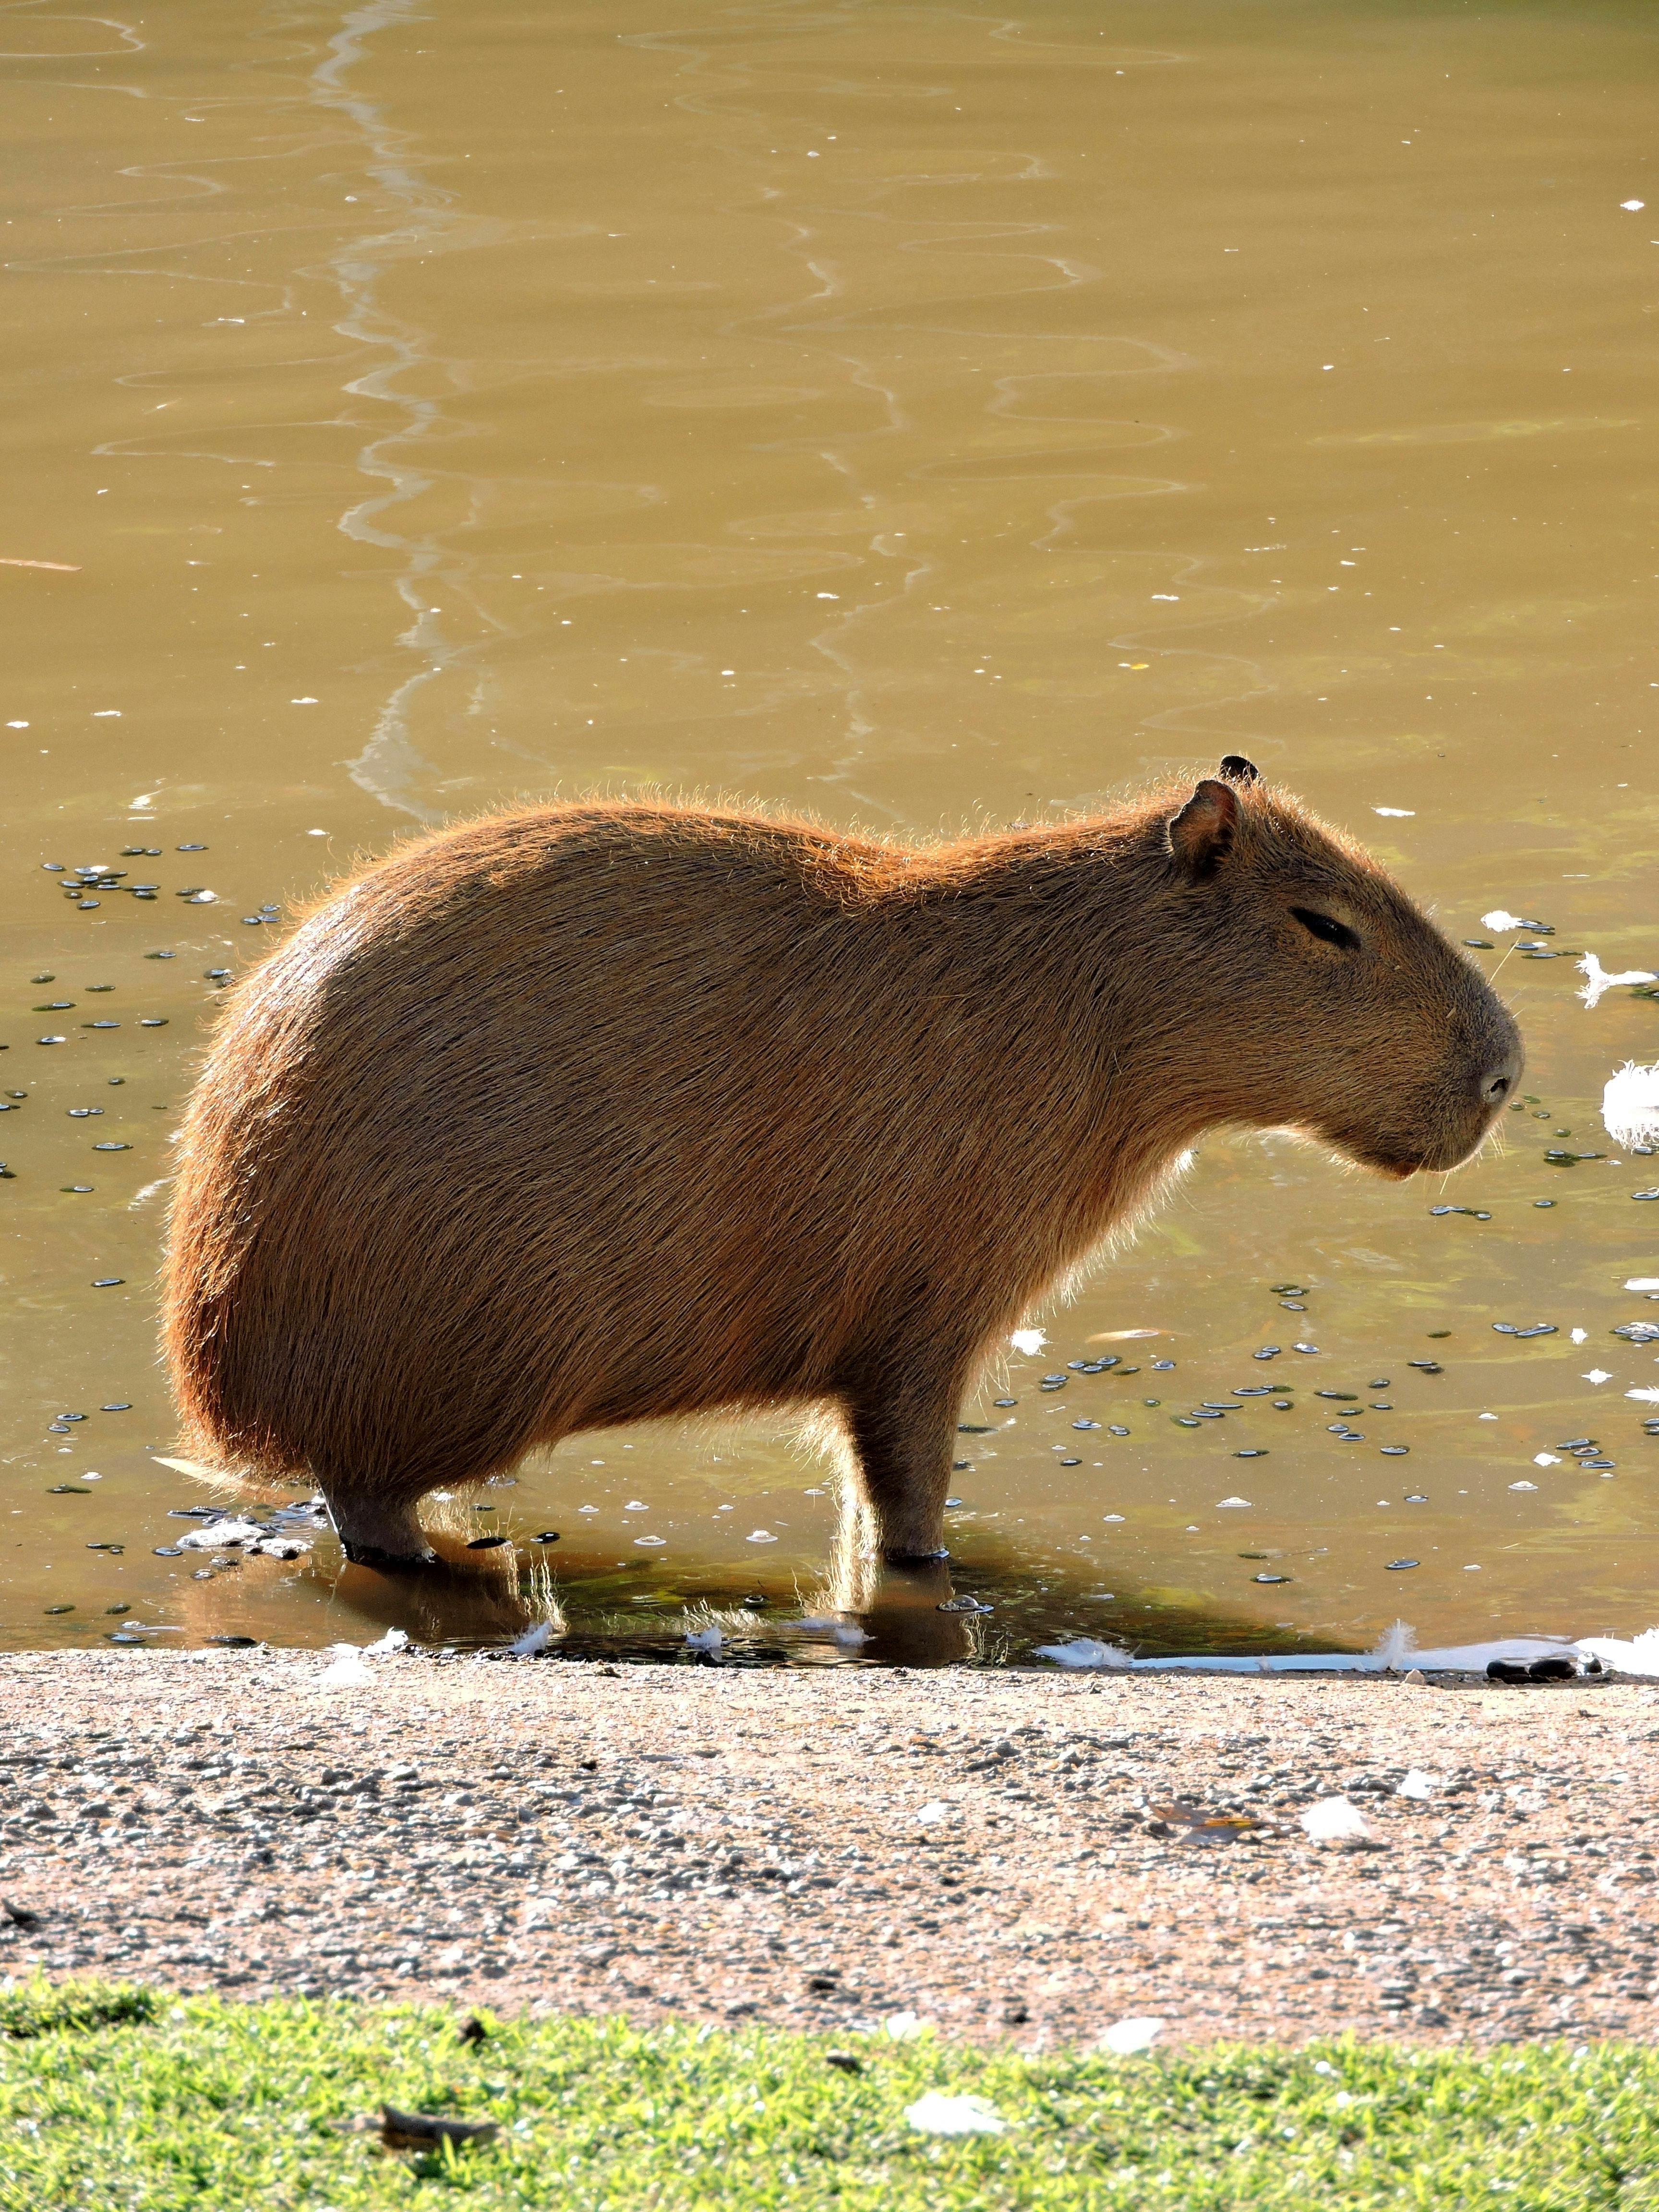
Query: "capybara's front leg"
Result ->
[[325, 1488, 436, 1570], [843, 1380, 958, 1561]]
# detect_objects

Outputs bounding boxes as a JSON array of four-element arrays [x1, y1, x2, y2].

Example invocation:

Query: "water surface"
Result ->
[[3, 0, 1657, 1663]]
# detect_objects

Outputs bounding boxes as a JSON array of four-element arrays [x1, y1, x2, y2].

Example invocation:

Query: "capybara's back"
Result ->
[[164, 767, 1521, 1565]]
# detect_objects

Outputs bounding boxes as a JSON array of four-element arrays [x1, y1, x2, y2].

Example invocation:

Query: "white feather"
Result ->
[[1603, 1061, 1659, 1147], [175, 1518, 265, 1552], [905, 2092, 1005, 2136], [317, 1645, 372, 1687], [1579, 955, 1658, 1010], [1302, 1796, 1371, 1842], [1369, 1619, 1417, 1671], [1034, 1637, 1133, 1670]]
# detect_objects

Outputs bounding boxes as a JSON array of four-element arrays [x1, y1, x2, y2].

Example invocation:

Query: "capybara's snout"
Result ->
[[1368, 978, 1524, 1178], [1424, 998, 1524, 1172]]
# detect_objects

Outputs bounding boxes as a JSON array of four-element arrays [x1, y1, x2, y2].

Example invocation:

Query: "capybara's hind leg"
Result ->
[[325, 1487, 436, 1571], [842, 1372, 960, 1562]]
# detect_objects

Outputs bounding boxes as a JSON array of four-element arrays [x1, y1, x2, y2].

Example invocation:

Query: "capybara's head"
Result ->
[[1157, 756, 1522, 1177]]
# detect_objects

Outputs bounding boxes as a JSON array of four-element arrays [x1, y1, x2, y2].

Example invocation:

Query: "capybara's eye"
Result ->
[[1290, 906, 1360, 952]]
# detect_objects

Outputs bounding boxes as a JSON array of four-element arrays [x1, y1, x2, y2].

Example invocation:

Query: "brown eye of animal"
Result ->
[[1290, 906, 1360, 952]]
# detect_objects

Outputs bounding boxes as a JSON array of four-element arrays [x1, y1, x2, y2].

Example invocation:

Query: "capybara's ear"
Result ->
[[1166, 778, 1240, 880], [1218, 754, 1259, 784]]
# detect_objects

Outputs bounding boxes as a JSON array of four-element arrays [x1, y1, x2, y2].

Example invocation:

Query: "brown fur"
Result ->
[[161, 766, 1521, 1566]]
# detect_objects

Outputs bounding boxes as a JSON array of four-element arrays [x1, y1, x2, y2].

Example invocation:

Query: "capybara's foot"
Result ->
[[881, 1545, 950, 1564], [328, 1494, 434, 1569], [340, 1536, 438, 1570]]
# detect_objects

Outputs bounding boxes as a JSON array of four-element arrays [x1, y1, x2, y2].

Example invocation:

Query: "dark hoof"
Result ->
[[881, 1547, 950, 1564], [341, 1539, 437, 1570]]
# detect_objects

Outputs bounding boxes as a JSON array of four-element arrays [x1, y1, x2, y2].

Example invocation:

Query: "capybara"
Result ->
[[163, 758, 1521, 1568]]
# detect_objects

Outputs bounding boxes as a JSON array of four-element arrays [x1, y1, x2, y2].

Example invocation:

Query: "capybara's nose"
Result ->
[[1481, 1047, 1523, 1108]]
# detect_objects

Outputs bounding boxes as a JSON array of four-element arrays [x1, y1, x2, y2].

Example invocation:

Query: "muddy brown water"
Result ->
[[3, 0, 1657, 1667]]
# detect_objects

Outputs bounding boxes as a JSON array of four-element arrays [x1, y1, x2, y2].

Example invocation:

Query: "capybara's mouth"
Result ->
[[1374, 1154, 1422, 1181], [1352, 1138, 1457, 1179], [1365, 1125, 1497, 1179]]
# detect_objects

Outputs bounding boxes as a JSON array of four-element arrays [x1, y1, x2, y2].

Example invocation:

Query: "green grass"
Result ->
[[0, 1983, 1655, 2209]]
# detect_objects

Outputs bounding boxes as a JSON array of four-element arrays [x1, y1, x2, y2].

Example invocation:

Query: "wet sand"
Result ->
[[1, 1652, 1656, 2048]]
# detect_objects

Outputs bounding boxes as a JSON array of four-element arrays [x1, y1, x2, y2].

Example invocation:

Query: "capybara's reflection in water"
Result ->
[[172, 1509, 985, 1665], [172, 1506, 1320, 1671], [163, 763, 1521, 1573], [171, 1498, 567, 1652], [812, 1519, 978, 1668], [338, 1552, 567, 1650]]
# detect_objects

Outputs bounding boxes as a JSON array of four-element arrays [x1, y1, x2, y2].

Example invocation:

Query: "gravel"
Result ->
[[1, 1650, 1657, 2046]]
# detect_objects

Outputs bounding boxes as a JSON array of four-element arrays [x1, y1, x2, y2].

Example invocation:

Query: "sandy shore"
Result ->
[[0, 1649, 1655, 2048]]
